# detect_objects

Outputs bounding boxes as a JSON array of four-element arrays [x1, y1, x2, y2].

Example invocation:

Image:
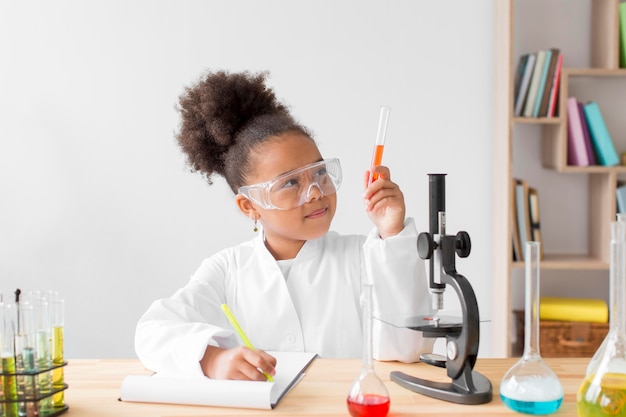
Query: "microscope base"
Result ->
[[390, 370, 492, 405]]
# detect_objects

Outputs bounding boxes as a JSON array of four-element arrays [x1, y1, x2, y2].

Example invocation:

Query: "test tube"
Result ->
[[368, 106, 391, 185], [49, 298, 64, 407], [1, 301, 19, 417], [16, 301, 38, 417], [31, 297, 52, 415]]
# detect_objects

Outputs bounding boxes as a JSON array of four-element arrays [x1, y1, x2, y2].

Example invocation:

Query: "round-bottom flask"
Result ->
[[578, 221, 626, 416], [500, 242, 563, 414], [347, 283, 390, 417]]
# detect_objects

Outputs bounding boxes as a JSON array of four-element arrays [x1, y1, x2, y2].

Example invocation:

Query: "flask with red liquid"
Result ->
[[346, 282, 390, 417]]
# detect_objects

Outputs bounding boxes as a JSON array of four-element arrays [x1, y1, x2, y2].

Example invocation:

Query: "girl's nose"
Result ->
[[304, 182, 324, 202]]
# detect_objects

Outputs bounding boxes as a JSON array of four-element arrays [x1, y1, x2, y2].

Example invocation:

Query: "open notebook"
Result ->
[[119, 351, 317, 410]]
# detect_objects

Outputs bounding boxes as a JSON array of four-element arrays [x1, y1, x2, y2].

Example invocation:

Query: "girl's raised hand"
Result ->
[[200, 345, 277, 381], [363, 166, 406, 239]]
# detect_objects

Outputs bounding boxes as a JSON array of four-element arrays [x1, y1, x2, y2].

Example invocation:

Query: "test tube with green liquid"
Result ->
[[1, 301, 19, 417], [16, 301, 38, 416], [49, 299, 64, 408]]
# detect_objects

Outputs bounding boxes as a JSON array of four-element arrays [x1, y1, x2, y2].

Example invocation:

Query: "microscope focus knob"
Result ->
[[417, 232, 434, 259], [455, 231, 471, 258]]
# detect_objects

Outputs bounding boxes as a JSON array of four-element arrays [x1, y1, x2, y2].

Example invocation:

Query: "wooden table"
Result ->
[[62, 357, 587, 416]]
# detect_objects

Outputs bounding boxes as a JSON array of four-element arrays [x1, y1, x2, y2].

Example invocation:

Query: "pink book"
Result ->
[[566, 97, 590, 166], [578, 101, 597, 165]]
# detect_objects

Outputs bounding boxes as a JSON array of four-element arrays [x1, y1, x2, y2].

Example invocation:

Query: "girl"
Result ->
[[135, 70, 433, 380]]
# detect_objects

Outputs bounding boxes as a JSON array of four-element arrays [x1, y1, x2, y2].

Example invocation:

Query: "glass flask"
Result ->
[[500, 241, 564, 414], [586, 214, 626, 377], [347, 282, 390, 417], [578, 221, 626, 416]]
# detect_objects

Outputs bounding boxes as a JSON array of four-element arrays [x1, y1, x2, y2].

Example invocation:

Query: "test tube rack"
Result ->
[[0, 361, 69, 416]]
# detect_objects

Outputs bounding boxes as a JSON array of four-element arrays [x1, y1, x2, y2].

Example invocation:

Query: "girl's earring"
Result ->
[[253, 216, 258, 233]]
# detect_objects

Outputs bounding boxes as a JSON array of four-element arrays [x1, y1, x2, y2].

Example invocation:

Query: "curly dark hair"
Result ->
[[175, 70, 313, 192]]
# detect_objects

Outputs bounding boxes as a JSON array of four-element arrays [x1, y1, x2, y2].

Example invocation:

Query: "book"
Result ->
[[513, 54, 529, 103], [621, 2, 626, 68], [514, 53, 536, 117], [537, 48, 560, 117], [566, 97, 591, 166], [540, 297, 608, 323], [511, 178, 522, 261], [523, 50, 546, 117], [528, 187, 544, 259], [119, 351, 317, 410], [547, 52, 563, 117], [617, 183, 626, 213], [583, 101, 620, 166], [515, 179, 532, 259], [532, 49, 552, 117], [578, 101, 597, 165]]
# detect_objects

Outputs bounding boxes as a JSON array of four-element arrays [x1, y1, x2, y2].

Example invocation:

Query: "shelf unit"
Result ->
[[493, 0, 626, 357]]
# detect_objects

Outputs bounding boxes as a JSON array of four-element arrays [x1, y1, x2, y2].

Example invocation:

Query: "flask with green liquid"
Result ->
[[578, 221, 626, 416]]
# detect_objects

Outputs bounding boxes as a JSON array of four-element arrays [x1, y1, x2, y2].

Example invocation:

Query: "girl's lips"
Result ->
[[306, 207, 327, 218]]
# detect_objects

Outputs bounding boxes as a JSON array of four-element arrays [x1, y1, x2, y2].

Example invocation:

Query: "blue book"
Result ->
[[532, 49, 552, 117], [583, 101, 619, 166]]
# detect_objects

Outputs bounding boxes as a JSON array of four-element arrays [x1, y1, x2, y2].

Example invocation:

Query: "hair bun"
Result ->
[[176, 70, 287, 180]]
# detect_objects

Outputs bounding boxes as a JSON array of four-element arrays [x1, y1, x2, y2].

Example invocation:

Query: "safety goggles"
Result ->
[[238, 158, 342, 210]]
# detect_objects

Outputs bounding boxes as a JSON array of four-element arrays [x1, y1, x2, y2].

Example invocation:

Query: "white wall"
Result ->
[[0, 0, 495, 358]]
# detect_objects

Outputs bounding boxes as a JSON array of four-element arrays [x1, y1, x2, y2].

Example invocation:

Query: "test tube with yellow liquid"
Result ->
[[31, 296, 53, 416], [1, 301, 19, 417], [367, 106, 391, 185], [50, 299, 64, 408]]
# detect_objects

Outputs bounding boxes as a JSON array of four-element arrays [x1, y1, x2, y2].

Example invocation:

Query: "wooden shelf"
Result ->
[[492, 0, 622, 357], [512, 253, 608, 270]]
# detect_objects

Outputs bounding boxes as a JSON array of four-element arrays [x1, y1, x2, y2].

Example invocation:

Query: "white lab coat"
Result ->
[[135, 218, 434, 377]]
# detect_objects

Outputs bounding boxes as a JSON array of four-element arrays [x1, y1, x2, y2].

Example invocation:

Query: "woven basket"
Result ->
[[513, 310, 608, 357]]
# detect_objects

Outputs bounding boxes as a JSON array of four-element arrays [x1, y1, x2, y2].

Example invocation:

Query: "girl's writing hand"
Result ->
[[200, 345, 277, 381], [363, 166, 406, 239]]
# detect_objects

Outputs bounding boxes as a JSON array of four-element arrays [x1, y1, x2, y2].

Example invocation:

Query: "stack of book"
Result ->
[[566, 97, 619, 167], [514, 48, 563, 118], [511, 178, 542, 261], [539, 297, 608, 324]]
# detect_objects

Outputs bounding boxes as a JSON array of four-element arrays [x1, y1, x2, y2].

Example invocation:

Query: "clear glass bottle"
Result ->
[[347, 283, 390, 417], [578, 221, 626, 416], [500, 241, 563, 414]]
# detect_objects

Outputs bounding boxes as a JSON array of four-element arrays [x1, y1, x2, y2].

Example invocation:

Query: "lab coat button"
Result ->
[[287, 335, 297, 344]]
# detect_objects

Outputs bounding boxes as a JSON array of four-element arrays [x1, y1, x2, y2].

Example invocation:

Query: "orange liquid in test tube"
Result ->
[[370, 145, 385, 182], [368, 106, 391, 185]]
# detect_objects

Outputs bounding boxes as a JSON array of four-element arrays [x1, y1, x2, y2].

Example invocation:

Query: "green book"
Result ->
[[621, 3, 626, 68]]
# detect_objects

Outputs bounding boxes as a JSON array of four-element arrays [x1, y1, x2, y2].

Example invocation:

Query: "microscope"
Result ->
[[389, 173, 492, 405]]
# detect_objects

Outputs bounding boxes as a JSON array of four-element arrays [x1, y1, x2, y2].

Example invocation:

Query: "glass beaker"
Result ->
[[500, 241, 563, 414], [346, 282, 390, 417], [577, 221, 626, 416]]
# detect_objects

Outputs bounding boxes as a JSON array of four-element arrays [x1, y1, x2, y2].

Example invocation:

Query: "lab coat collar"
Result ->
[[254, 231, 326, 264]]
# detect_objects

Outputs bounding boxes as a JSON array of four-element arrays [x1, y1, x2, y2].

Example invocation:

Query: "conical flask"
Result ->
[[346, 282, 390, 417], [500, 241, 564, 414], [578, 221, 626, 416]]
